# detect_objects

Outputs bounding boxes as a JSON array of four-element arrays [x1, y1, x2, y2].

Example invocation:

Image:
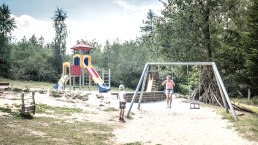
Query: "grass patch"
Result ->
[[215, 106, 258, 142], [36, 104, 83, 115], [232, 98, 258, 106], [0, 77, 136, 92], [0, 116, 114, 145], [103, 107, 118, 112], [0, 77, 53, 89], [0, 107, 20, 118]]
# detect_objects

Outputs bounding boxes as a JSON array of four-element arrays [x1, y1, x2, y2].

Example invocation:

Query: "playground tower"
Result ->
[[58, 43, 111, 93]]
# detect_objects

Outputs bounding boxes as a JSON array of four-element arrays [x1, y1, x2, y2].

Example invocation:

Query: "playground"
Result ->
[[0, 43, 258, 144], [1, 0, 258, 144], [0, 87, 257, 145]]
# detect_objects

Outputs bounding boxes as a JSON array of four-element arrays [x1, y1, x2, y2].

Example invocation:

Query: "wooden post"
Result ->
[[73, 76, 75, 91], [248, 88, 251, 101], [32, 91, 36, 114], [21, 93, 25, 114], [80, 74, 82, 91]]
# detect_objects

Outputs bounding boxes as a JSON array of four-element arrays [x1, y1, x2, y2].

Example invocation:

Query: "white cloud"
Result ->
[[13, 14, 54, 44], [113, 0, 163, 14], [11, 1, 163, 52]]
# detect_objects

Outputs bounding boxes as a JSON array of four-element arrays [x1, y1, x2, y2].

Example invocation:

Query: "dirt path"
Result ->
[[113, 97, 257, 145]]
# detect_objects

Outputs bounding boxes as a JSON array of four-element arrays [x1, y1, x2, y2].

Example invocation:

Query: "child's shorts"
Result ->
[[165, 89, 173, 96], [119, 101, 126, 109]]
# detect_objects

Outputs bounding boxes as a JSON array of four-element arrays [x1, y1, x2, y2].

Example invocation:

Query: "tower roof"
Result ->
[[71, 43, 93, 51]]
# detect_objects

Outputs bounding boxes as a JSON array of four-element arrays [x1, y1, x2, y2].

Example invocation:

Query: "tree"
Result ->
[[245, 0, 258, 96], [0, 3, 16, 77], [140, 9, 158, 60], [52, 8, 68, 75]]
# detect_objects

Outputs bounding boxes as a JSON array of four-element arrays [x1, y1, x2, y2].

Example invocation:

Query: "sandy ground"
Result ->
[[0, 90, 257, 145], [113, 96, 257, 145]]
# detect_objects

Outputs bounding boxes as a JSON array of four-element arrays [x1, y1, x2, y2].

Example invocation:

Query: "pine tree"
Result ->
[[0, 4, 16, 77], [52, 8, 68, 75]]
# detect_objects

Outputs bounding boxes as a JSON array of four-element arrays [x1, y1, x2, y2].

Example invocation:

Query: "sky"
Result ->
[[1, 0, 164, 49]]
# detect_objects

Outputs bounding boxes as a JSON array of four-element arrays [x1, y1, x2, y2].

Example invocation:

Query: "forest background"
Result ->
[[0, 0, 257, 99]]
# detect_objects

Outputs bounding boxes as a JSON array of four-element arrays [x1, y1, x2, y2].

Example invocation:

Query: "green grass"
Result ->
[[211, 104, 258, 142], [0, 116, 114, 145], [36, 104, 83, 115], [232, 97, 258, 106], [0, 77, 53, 89], [0, 107, 20, 118], [0, 76, 136, 92]]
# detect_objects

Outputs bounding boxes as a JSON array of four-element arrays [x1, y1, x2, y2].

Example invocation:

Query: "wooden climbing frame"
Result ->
[[21, 92, 36, 116]]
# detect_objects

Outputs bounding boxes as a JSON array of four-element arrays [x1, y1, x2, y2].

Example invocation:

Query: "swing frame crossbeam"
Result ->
[[126, 62, 238, 121]]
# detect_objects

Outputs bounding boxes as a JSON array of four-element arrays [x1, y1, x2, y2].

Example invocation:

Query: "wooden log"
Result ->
[[231, 101, 258, 115]]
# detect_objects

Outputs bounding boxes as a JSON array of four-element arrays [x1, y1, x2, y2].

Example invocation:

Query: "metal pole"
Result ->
[[137, 65, 150, 109], [214, 71, 229, 112], [212, 62, 238, 121], [148, 62, 213, 66], [127, 63, 149, 117]]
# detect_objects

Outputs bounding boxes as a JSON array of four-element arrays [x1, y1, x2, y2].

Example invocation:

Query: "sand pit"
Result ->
[[113, 96, 257, 145]]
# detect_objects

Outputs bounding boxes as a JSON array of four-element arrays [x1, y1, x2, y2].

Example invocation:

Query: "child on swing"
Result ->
[[117, 84, 126, 122], [162, 75, 175, 108]]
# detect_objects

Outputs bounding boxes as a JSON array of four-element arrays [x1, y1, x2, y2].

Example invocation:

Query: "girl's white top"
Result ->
[[118, 91, 126, 102]]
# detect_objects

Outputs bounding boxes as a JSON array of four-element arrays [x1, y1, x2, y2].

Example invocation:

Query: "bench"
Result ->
[[0, 83, 10, 90]]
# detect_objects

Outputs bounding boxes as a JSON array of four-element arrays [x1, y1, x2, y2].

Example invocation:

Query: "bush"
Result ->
[[251, 96, 258, 105]]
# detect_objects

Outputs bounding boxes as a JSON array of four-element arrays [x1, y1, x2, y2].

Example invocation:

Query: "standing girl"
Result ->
[[162, 75, 175, 108]]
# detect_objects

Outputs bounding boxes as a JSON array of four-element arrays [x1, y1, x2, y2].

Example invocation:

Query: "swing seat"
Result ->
[[190, 100, 200, 109]]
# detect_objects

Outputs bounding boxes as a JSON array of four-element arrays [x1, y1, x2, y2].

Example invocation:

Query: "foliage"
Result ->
[[244, 0, 258, 95], [0, 4, 16, 78], [102, 40, 148, 88], [9, 35, 58, 82]]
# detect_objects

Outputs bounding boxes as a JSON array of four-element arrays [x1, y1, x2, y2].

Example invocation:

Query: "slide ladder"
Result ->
[[85, 65, 111, 93]]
